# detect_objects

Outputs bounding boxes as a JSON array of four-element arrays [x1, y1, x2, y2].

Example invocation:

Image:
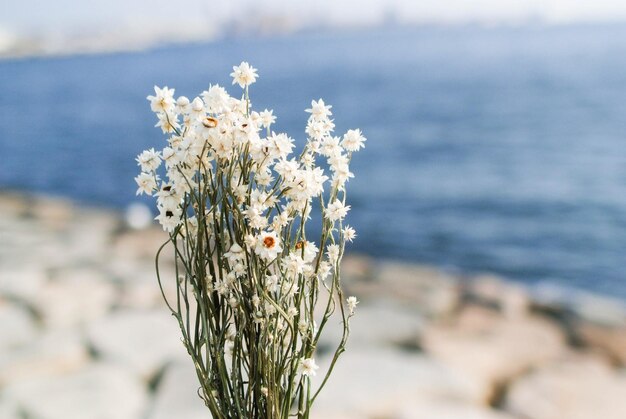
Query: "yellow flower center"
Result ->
[[202, 117, 218, 128], [263, 236, 275, 248]]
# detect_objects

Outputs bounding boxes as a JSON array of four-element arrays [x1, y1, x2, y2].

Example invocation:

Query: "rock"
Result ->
[[422, 305, 567, 404], [505, 355, 626, 419], [112, 227, 172, 263], [0, 266, 47, 302], [575, 323, 626, 365], [0, 191, 29, 217], [352, 262, 460, 319], [317, 301, 424, 351], [0, 329, 89, 386], [467, 275, 530, 318], [63, 211, 120, 260], [313, 348, 484, 417], [27, 195, 75, 230], [572, 293, 626, 327], [0, 300, 38, 350], [341, 254, 375, 282], [531, 284, 626, 327], [118, 278, 169, 310], [86, 309, 188, 378], [34, 269, 117, 328], [395, 396, 517, 419], [0, 399, 20, 419], [5, 363, 148, 419], [148, 361, 207, 419]]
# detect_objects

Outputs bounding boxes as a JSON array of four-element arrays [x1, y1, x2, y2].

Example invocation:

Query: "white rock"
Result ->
[[0, 399, 20, 419], [422, 305, 566, 403], [573, 294, 626, 327], [374, 262, 460, 318], [469, 275, 530, 318], [505, 355, 626, 419], [0, 329, 89, 386], [0, 267, 47, 302], [318, 301, 424, 350], [313, 348, 484, 417], [87, 309, 188, 378], [396, 396, 517, 419], [5, 363, 148, 419], [148, 361, 208, 419], [34, 269, 117, 328], [0, 301, 38, 350]]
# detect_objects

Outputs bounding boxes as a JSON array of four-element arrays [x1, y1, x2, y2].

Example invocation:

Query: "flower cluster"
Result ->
[[136, 62, 364, 418]]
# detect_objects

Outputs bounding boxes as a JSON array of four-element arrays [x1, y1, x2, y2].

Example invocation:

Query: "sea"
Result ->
[[1, 24, 626, 298]]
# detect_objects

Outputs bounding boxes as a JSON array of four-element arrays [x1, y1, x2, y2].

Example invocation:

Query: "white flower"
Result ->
[[317, 261, 332, 281], [255, 231, 282, 261], [136, 148, 162, 172], [259, 109, 276, 128], [155, 183, 180, 208], [299, 358, 319, 377], [326, 200, 350, 222], [321, 136, 342, 158], [202, 84, 230, 113], [342, 226, 357, 242], [264, 274, 278, 292], [267, 132, 295, 160], [135, 172, 157, 195], [255, 170, 274, 187], [155, 205, 182, 232], [245, 206, 269, 230], [283, 253, 306, 276], [341, 129, 366, 152], [147, 86, 175, 114], [347, 296, 359, 315], [305, 99, 332, 119], [191, 97, 205, 114], [224, 242, 246, 263], [231, 62, 258, 88], [326, 244, 340, 264], [295, 240, 318, 263], [175, 96, 191, 114], [244, 234, 258, 250], [155, 112, 179, 134]]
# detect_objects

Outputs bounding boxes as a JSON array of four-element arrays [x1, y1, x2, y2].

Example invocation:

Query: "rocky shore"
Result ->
[[1, 191, 626, 419]]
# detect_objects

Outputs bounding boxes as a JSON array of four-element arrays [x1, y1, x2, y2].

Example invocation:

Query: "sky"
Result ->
[[4, 0, 626, 37]]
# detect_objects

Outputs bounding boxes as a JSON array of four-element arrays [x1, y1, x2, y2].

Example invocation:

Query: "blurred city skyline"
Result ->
[[4, 0, 626, 57]]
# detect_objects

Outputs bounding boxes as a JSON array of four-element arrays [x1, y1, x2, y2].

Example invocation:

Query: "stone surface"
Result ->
[[422, 305, 567, 403], [148, 361, 207, 419], [314, 348, 484, 417], [396, 397, 517, 419], [575, 323, 626, 365], [467, 275, 531, 318], [5, 363, 148, 419], [3, 192, 626, 419], [86, 309, 187, 378], [34, 269, 117, 328], [0, 266, 47, 302], [350, 261, 460, 319], [0, 330, 89, 386], [505, 355, 626, 419], [318, 301, 424, 351], [0, 399, 20, 419], [0, 300, 38, 350]]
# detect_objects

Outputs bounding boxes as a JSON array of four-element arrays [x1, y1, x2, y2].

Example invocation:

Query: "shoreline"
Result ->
[[1, 188, 623, 312], [2, 189, 626, 418]]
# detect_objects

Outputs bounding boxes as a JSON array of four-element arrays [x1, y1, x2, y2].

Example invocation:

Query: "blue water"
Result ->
[[1, 25, 626, 297]]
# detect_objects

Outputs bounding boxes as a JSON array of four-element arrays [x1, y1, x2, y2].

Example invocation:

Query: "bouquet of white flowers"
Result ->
[[135, 62, 365, 418]]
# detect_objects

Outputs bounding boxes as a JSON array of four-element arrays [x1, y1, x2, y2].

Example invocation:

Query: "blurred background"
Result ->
[[2, 1, 626, 418]]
